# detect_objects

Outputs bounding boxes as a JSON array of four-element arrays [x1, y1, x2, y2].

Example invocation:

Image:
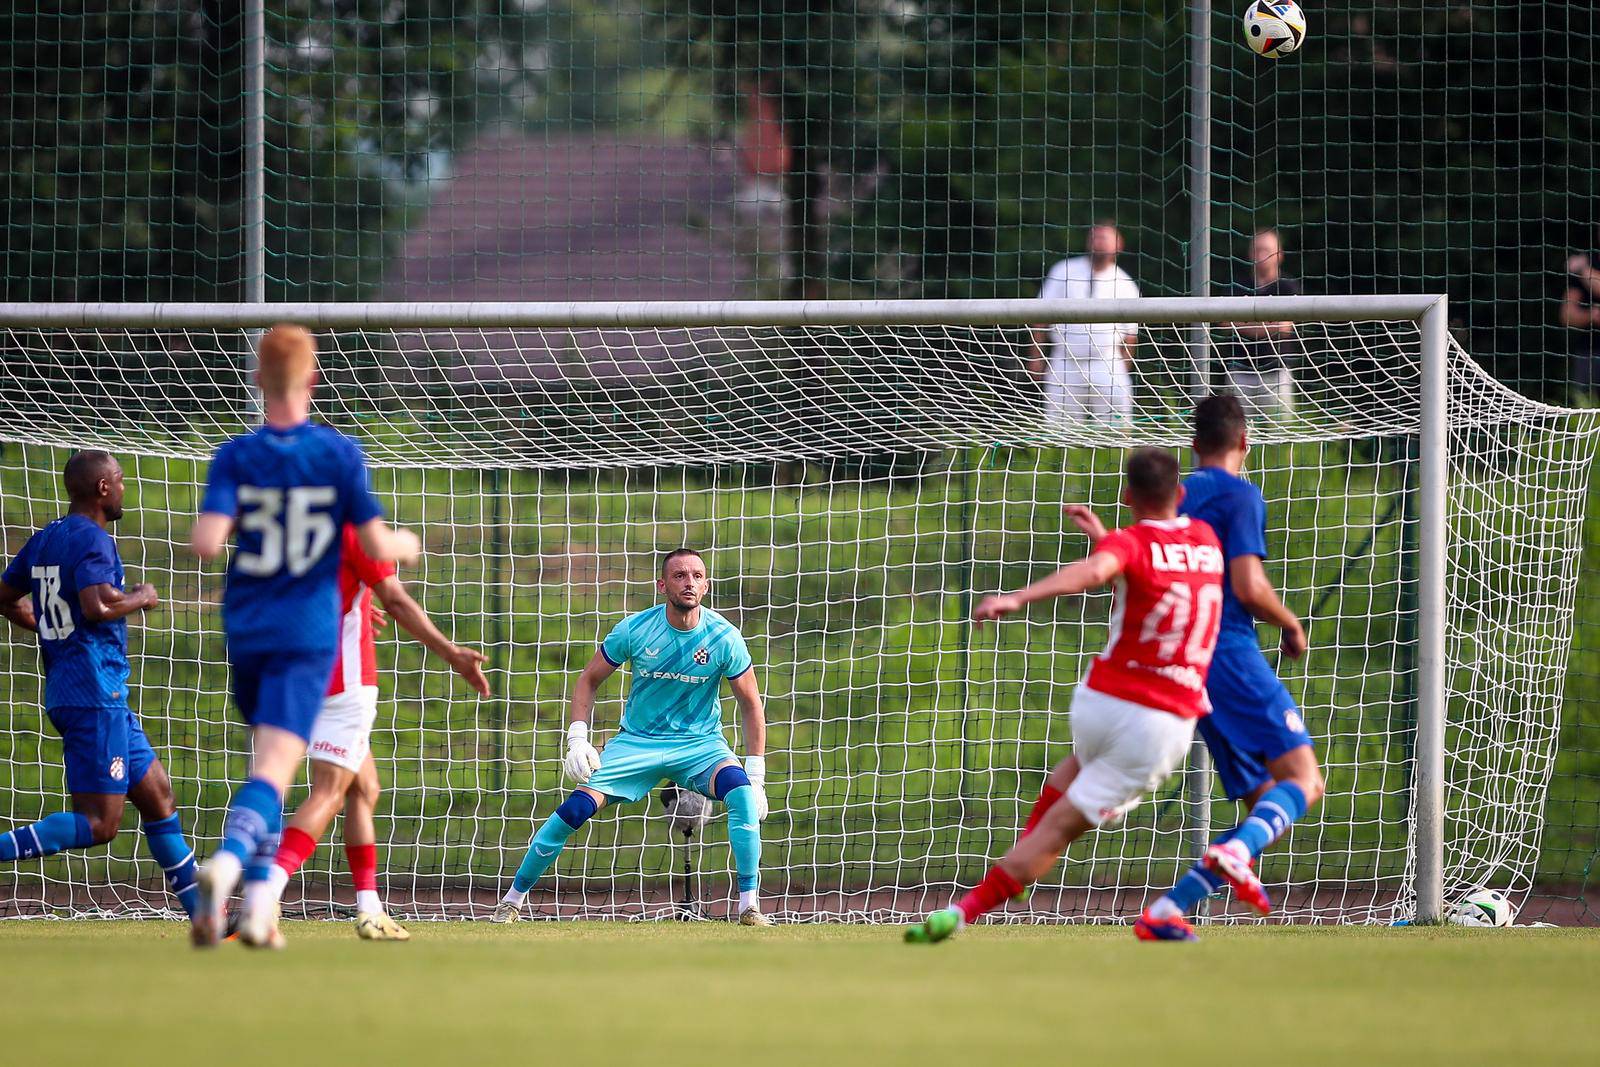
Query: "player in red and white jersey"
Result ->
[[906, 446, 1223, 943], [262, 524, 490, 942]]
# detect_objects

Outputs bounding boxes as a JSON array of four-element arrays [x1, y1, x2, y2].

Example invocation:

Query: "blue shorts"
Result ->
[[584, 731, 737, 804], [229, 647, 338, 742], [1198, 640, 1314, 801], [47, 705, 157, 795]]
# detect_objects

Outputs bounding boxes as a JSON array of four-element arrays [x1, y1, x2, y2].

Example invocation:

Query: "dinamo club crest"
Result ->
[[693, 647, 710, 665]]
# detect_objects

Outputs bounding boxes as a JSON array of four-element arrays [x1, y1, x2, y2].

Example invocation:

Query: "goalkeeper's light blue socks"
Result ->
[[508, 791, 597, 897], [1233, 781, 1308, 859], [0, 811, 95, 861], [723, 783, 762, 911], [142, 813, 199, 918]]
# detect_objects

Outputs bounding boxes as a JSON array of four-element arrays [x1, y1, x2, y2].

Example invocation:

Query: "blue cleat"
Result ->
[[1134, 908, 1199, 942]]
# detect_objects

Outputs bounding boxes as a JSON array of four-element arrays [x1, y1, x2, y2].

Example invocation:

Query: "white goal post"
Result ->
[[0, 296, 1590, 926]]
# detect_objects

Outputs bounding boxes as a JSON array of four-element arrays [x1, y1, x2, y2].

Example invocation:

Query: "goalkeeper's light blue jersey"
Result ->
[[601, 604, 752, 739]]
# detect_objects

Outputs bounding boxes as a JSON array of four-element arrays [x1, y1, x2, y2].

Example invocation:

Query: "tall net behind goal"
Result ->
[[0, 300, 1594, 924]]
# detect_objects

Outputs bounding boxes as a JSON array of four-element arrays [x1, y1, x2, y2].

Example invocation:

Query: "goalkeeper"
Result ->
[[494, 549, 772, 926]]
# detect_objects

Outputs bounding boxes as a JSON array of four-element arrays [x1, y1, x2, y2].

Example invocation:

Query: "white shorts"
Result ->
[[1044, 349, 1133, 425], [306, 685, 379, 774], [1225, 365, 1294, 417], [1066, 685, 1198, 826]]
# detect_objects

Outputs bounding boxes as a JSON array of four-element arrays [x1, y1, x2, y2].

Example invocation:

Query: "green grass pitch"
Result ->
[[2, 922, 1594, 1066]]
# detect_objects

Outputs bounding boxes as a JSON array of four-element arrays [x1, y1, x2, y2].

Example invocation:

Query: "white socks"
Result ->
[[356, 889, 383, 914], [502, 887, 528, 907], [738, 889, 759, 913], [242, 877, 277, 915], [1147, 897, 1183, 920], [206, 850, 243, 899], [265, 863, 290, 901]]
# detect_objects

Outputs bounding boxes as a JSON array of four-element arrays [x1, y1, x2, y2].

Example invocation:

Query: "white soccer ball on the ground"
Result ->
[[1243, 1, 1308, 59], [1447, 888, 1516, 927]]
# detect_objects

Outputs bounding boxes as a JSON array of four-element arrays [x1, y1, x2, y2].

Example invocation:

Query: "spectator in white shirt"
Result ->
[[1030, 220, 1142, 424]]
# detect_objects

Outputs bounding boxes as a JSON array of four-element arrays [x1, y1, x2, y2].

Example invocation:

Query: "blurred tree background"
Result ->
[[1, 2, 1592, 394]]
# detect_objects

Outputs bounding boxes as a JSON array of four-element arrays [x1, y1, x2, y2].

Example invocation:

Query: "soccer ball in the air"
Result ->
[[1447, 888, 1515, 928], [1243, 1, 1308, 59]]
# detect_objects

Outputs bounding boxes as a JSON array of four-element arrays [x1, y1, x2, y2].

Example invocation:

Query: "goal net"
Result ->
[[0, 299, 1594, 925]]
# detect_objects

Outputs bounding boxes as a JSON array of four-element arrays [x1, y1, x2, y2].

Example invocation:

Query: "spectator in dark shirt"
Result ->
[[1563, 250, 1600, 392], [1226, 228, 1301, 415]]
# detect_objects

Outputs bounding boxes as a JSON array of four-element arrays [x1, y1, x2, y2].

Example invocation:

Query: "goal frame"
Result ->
[[0, 294, 1451, 923]]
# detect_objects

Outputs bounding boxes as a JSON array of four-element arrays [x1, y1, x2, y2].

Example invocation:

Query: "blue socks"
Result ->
[[723, 785, 762, 894], [1165, 862, 1225, 913], [0, 810, 199, 918], [218, 776, 282, 871], [1156, 784, 1310, 918], [0, 811, 95, 861], [512, 791, 598, 894], [1233, 782, 1308, 859], [143, 813, 199, 917]]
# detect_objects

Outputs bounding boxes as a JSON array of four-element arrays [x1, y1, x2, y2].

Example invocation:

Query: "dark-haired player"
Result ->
[[906, 447, 1225, 943], [0, 450, 200, 917], [1132, 393, 1319, 940], [494, 548, 772, 925]]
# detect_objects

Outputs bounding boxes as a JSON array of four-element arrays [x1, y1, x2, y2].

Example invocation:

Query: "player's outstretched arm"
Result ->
[[563, 650, 618, 784], [1229, 554, 1307, 658], [353, 517, 422, 566], [972, 551, 1123, 627], [0, 578, 38, 632], [78, 581, 158, 623], [728, 668, 769, 820], [370, 575, 490, 695]]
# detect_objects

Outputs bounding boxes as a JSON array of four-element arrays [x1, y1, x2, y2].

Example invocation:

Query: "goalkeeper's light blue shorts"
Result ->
[[585, 730, 737, 804]]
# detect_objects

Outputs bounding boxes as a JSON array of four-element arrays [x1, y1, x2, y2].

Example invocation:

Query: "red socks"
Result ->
[[274, 827, 319, 878], [957, 866, 1025, 924], [345, 842, 378, 892], [1021, 784, 1064, 837]]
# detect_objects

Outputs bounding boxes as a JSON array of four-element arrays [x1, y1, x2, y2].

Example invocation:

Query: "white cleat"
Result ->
[[237, 901, 286, 951], [355, 911, 411, 942], [738, 905, 775, 927], [490, 900, 522, 924], [190, 857, 239, 949]]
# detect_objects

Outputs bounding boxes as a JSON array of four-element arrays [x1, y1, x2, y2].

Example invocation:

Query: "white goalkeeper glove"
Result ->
[[563, 721, 601, 784], [743, 754, 769, 822]]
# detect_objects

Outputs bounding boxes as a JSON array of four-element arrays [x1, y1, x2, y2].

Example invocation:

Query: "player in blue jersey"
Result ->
[[187, 324, 421, 949], [493, 548, 773, 925], [0, 450, 200, 917], [1134, 393, 1323, 940]]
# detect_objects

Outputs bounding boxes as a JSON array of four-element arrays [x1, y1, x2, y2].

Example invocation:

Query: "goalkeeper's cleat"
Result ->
[[355, 910, 412, 942], [237, 901, 286, 951], [1134, 908, 1199, 942], [1203, 841, 1274, 916], [490, 900, 522, 924], [903, 907, 963, 944], [738, 905, 775, 927]]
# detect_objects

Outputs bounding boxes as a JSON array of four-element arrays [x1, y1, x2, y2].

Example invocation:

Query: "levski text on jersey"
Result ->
[[1148, 541, 1225, 574]]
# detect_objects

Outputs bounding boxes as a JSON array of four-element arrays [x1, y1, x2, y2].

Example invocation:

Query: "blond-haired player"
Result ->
[[188, 324, 421, 949]]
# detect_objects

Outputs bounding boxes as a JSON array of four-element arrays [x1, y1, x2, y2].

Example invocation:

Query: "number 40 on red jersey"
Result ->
[[1086, 517, 1226, 719]]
